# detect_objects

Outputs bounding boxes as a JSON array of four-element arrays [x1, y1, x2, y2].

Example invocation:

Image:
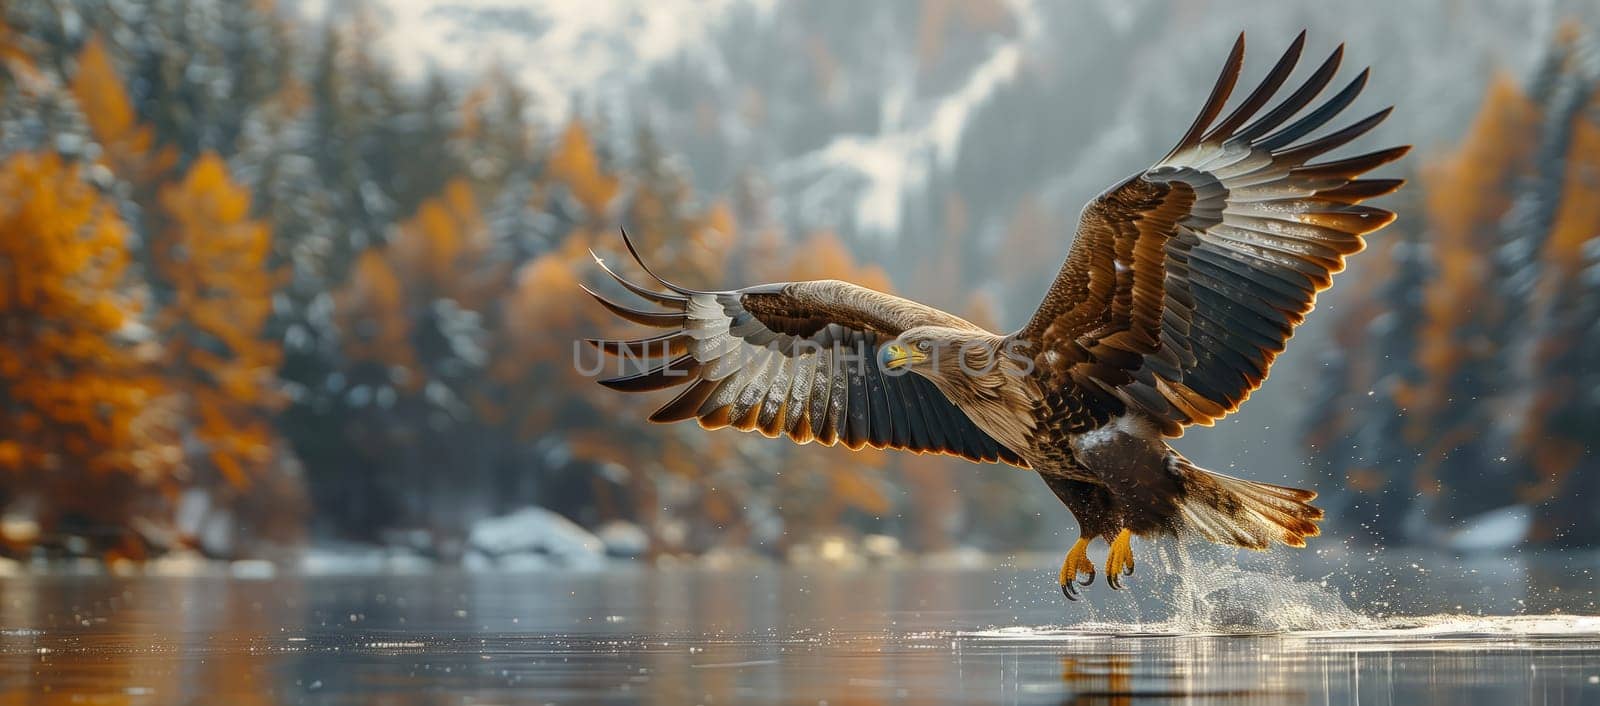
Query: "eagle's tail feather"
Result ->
[[1170, 454, 1322, 550]]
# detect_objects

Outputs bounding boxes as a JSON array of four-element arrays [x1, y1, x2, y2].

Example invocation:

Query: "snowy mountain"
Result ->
[[289, 0, 1597, 258]]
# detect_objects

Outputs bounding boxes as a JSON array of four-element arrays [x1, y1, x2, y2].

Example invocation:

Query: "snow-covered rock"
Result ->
[[860, 533, 902, 561], [1444, 505, 1533, 552], [466, 507, 606, 569], [229, 559, 278, 579], [299, 543, 434, 575], [596, 520, 649, 559]]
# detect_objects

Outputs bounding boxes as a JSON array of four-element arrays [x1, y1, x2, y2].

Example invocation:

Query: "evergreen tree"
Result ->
[[1348, 229, 1430, 541]]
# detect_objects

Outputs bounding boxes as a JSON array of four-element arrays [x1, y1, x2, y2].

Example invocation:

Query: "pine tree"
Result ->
[[110, 0, 288, 159], [1407, 75, 1540, 522], [1350, 229, 1430, 541], [1423, 31, 1598, 524], [318, 179, 511, 544], [1320, 27, 1600, 545], [1515, 32, 1600, 543]]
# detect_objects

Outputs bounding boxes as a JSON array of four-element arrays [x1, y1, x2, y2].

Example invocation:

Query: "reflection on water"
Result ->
[[0, 549, 1597, 704]]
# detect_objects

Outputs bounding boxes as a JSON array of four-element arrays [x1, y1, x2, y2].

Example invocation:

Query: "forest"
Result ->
[[0, 2, 1597, 564], [1305, 25, 1600, 547]]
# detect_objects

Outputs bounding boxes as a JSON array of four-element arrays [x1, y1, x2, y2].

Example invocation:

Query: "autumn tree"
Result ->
[[549, 119, 621, 219], [0, 152, 177, 555], [154, 154, 284, 490], [68, 35, 175, 186], [68, 27, 299, 552]]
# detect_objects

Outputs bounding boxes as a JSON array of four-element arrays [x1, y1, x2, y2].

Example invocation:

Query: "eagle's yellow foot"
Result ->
[[1057, 537, 1096, 600], [1105, 529, 1135, 590]]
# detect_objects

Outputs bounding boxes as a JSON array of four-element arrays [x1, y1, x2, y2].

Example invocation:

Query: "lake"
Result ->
[[2, 543, 1598, 704]]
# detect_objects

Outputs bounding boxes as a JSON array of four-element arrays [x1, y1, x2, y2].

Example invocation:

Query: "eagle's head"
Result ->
[[880, 325, 1038, 453], [880, 326, 1009, 386]]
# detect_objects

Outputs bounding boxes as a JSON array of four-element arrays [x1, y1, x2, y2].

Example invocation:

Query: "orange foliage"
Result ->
[[489, 233, 616, 435], [682, 201, 738, 278], [548, 120, 619, 216], [771, 439, 895, 540], [456, 68, 533, 154], [1515, 96, 1600, 499], [1411, 75, 1539, 425], [1420, 77, 1539, 249], [339, 249, 420, 375], [389, 179, 501, 306], [0, 17, 39, 88], [778, 230, 895, 292], [625, 188, 735, 287], [1540, 109, 1600, 271], [499, 237, 603, 368], [69, 35, 175, 185], [457, 82, 494, 141], [0, 153, 172, 482], [155, 154, 283, 487], [274, 74, 313, 117], [337, 179, 504, 390], [896, 452, 957, 550]]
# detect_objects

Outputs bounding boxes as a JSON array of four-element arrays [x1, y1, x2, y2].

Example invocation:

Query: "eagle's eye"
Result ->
[[915, 340, 931, 352]]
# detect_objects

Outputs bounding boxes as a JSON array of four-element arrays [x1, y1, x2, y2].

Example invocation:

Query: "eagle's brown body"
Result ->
[[585, 33, 1406, 599]]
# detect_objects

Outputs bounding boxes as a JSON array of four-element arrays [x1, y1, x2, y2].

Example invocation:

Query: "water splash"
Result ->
[[991, 538, 1600, 639], [1135, 540, 1367, 633], [1000, 538, 1370, 635]]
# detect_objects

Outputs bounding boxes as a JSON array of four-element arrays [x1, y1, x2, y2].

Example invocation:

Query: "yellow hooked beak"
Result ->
[[879, 343, 928, 370]]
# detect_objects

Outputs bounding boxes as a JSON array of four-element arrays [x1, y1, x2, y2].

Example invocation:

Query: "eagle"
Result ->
[[584, 32, 1405, 599]]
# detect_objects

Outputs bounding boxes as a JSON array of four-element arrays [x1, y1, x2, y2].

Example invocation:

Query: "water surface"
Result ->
[[2, 546, 1597, 704]]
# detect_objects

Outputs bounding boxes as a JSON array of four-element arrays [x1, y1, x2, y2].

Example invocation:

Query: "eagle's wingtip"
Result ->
[[615, 225, 709, 296]]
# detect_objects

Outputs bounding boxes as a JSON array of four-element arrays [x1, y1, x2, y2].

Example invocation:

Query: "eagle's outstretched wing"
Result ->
[[1016, 32, 1408, 437], [585, 231, 1027, 466]]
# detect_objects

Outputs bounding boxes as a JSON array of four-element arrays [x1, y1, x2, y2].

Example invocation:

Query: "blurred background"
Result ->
[[1, 0, 1598, 569]]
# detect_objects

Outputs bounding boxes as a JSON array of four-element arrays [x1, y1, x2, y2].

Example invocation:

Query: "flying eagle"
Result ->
[[584, 32, 1405, 599]]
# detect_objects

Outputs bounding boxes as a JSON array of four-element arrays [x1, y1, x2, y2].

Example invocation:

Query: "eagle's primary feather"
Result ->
[[585, 32, 1406, 598]]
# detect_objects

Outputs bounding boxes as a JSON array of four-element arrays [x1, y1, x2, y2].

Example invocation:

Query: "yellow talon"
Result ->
[[1105, 529, 1135, 590], [1057, 537, 1096, 600]]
